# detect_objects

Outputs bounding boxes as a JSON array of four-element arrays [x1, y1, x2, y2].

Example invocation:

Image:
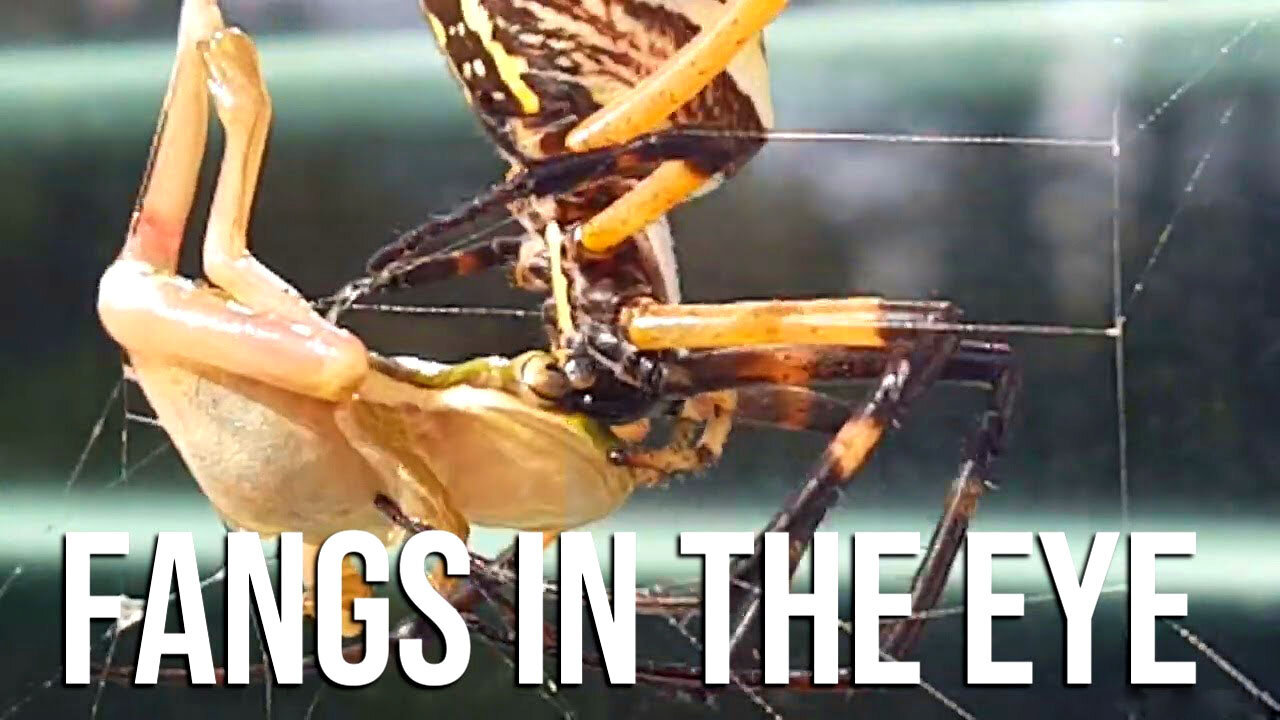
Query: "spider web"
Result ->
[[3, 6, 1278, 720]]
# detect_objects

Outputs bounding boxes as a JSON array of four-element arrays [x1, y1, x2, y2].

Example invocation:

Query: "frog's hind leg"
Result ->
[[96, 0, 367, 402]]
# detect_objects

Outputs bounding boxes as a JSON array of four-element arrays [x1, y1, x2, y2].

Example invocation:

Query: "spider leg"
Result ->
[[721, 333, 959, 662], [574, 160, 714, 254], [364, 129, 751, 273], [880, 345, 1020, 658], [562, 298, 953, 418], [565, 0, 788, 152], [562, 300, 974, 485], [690, 342, 1018, 672], [549, 0, 787, 255], [659, 340, 1010, 441], [673, 342, 1018, 664], [362, 234, 528, 295], [621, 297, 953, 351], [557, 296, 953, 417], [439, 530, 562, 621], [633, 338, 1017, 662], [732, 385, 856, 435], [662, 341, 1007, 391]]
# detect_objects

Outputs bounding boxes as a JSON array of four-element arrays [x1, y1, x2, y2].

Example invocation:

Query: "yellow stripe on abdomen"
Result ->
[[459, 0, 542, 115]]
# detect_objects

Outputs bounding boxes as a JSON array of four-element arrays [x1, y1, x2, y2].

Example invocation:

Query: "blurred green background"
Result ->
[[2, 1, 1278, 719]]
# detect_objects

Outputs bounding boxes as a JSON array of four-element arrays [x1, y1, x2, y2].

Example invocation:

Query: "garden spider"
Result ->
[[338, 0, 1023, 671]]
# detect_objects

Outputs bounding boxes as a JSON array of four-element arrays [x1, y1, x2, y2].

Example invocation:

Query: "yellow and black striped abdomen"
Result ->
[[420, 0, 773, 166]]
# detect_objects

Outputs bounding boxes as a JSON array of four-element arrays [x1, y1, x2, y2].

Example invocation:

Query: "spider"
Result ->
[[338, 0, 1024, 671]]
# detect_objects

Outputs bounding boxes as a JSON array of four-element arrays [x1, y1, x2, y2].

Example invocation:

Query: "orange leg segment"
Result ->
[[576, 159, 712, 255], [618, 297, 927, 351], [565, 0, 789, 152], [564, 0, 788, 256]]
